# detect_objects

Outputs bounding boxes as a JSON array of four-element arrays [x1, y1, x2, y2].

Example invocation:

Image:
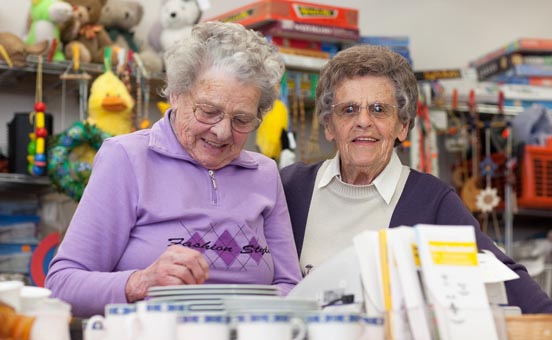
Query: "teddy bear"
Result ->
[[25, 0, 73, 61], [0, 32, 49, 67], [99, 0, 163, 75], [148, 0, 203, 53], [61, 0, 114, 64]]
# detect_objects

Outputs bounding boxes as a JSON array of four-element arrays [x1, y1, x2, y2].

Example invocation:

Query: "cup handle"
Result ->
[[291, 317, 307, 340], [84, 315, 106, 340]]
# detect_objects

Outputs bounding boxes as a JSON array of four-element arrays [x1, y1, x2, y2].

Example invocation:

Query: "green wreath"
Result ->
[[47, 121, 112, 201]]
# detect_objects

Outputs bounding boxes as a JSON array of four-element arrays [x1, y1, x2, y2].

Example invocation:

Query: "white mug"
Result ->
[[29, 306, 72, 340], [84, 303, 138, 340], [84, 315, 108, 340], [19, 286, 52, 314], [177, 312, 231, 340], [359, 316, 384, 340], [0, 280, 24, 312], [105, 303, 137, 340], [132, 301, 184, 340], [305, 313, 363, 340], [235, 313, 306, 340]]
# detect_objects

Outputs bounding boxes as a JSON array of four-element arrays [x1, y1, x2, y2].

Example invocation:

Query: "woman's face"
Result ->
[[325, 75, 409, 180], [170, 71, 261, 170]]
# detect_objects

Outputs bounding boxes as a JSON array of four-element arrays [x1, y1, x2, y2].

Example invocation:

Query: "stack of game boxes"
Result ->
[[359, 36, 413, 66], [471, 38, 552, 86], [207, 0, 360, 71], [469, 38, 552, 109], [0, 198, 40, 281]]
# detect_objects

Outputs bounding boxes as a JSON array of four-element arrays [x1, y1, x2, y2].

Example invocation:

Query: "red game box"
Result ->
[[207, 0, 359, 30]]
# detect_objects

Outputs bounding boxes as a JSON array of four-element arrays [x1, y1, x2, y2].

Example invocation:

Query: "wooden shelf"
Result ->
[[0, 173, 51, 195]]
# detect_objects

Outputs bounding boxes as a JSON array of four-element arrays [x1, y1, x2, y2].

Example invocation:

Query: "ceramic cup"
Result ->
[[131, 301, 184, 340], [305, 312, 363, 340], [234, 312, 306, 340], [177, 312, 231, 340], [19, 286, 52, 314], [358, 316, 384, 340], [0, 280, 24, 312], [85, 303, 138, 340], [28, 299, 72, 340]]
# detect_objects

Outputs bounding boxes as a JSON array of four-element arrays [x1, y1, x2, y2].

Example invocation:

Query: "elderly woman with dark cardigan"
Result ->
[[281, 44, 552, 313]]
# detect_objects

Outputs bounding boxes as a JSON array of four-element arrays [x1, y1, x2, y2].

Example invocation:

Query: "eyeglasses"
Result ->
[[330, 102, 398, 120], [192, 103, 261, 133]]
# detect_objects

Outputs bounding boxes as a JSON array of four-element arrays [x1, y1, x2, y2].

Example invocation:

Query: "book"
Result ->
[[389, 227, 433, 340], [415, 224, 498, 340]]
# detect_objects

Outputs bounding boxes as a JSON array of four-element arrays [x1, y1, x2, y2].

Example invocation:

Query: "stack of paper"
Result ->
[[353, 224, 517, 340], [415, 224, 498, 340]]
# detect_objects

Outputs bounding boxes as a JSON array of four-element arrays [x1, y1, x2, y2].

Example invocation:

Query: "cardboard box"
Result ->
[[477, 53, 552, 80], [471, 38, 552, 67], [207, 0, 359, 30], [258, 20, 359, 43]]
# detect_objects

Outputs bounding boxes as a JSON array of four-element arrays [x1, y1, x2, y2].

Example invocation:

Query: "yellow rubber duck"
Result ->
[[87, 70, 135, 136]]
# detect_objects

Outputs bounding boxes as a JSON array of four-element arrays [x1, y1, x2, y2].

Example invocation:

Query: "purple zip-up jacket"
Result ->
[[281, 161, 552, 314], [46, 113, 301, 317]]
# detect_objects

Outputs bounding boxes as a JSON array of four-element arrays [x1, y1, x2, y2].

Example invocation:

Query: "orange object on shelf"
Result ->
[[517, 138, 552, 209], [207, 0, 359, 30]]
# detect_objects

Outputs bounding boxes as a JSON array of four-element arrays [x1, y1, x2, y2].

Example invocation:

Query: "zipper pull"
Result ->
[[208, 169, 217, 190]]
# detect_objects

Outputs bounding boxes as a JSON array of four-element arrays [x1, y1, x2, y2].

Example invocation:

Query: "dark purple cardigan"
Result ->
[[281, 161, 552, 314]]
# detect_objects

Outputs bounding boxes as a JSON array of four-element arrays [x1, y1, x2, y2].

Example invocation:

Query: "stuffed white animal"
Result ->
[[148, 0, 202, 53]]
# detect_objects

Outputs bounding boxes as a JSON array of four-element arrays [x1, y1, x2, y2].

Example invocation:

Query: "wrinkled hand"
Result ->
[[125, 246, 210, 302]]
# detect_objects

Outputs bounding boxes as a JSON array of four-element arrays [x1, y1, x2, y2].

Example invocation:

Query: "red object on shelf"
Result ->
[[30, 232, 61, 287], [207, 0, 359, 30], [517, 138, 552, 209]]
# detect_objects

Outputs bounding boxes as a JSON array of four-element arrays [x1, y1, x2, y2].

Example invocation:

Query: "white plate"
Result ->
[[146, 293, 279, 301], [222, 296, 320, 311], [148, 284, 278, 293], [148, 289, 279, 297]]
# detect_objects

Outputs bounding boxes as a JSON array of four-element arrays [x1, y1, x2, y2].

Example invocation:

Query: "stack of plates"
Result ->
[[222, 296, 320, 316], [146, 284, 280, 312]]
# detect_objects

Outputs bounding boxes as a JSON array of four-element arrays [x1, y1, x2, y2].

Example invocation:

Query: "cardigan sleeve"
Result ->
[[45, 139, 139, 317]]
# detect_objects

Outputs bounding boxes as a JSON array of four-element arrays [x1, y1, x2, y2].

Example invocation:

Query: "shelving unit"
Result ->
[[0, 173, 51, 197]]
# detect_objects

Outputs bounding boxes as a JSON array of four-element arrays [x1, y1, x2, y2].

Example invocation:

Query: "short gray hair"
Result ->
[[316, 44, 418, 131], [162, 21, 285, 117]]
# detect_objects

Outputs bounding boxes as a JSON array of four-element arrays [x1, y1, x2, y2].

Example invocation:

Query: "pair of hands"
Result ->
[[125, 246, 210, 302]]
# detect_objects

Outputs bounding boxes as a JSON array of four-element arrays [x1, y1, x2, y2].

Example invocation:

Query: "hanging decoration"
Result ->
[[27, 55, 48, 176], [305, 73, 320, 162], [460, 90, 483, 212], [47, 121, 111, 201]]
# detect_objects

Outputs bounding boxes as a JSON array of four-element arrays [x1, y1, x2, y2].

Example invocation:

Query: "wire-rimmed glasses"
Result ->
[[330, 102, 398, 120], [192, 103, 261, 133]]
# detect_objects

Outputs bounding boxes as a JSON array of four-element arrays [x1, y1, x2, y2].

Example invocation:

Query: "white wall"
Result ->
[[4, 0, 552, 70]]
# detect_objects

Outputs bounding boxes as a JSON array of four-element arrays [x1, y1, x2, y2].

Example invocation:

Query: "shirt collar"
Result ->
[[318, 151, 403, 204]]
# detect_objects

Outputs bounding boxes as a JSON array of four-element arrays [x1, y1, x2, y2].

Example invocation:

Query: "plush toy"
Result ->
[[99, 0, 143, 54], [148, 0, 203, 53], [25, 0, 73, 61], [99, 0, 163, 74], [61, 0, 114, 64], [0, 32, 49, 67], [256, 99, 289, 160], [87, 70, 135, 135]]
